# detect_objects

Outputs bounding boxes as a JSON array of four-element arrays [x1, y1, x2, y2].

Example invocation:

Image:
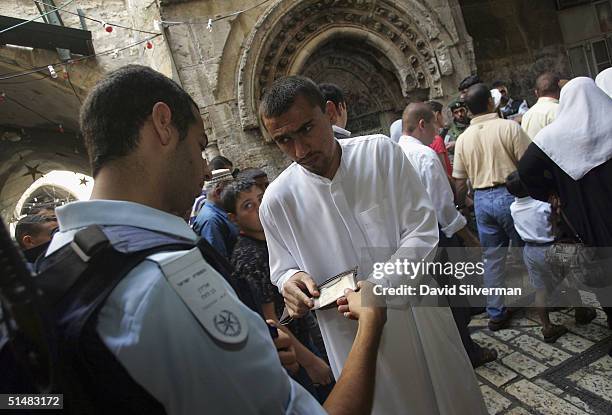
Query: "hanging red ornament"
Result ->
[[146, 41, 153, 49], [103, 23, 113, 33], [58, 124, 64, 134]]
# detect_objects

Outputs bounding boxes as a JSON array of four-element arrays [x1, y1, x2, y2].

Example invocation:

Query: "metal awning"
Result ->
[[0, 15, 94, 56]]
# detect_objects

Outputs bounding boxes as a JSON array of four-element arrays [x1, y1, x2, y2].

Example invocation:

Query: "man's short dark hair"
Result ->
[[319, 83, 346, 110], [492, 80, 506, 89], [402, 102, 434, 134], [14, 215, 55, 249], [427, 101, 443, 113], [535, 72, 560, 97], [505, 171, 528, 198], [236, 168, 267, 181], [80, 65, 198, 176], [259, 76, 325, 121], [458, 75, 481, 91], [210, 155, 233, 171], [464, 83, 492, 115], [220, 179, 257, 214]]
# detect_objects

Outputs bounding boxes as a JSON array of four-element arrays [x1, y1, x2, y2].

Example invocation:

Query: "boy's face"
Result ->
[[229, 185, 264, 234]]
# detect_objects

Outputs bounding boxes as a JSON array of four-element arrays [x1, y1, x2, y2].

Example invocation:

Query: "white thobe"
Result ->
[[260, 135, 487, 415], [398, 135, 467, 238]]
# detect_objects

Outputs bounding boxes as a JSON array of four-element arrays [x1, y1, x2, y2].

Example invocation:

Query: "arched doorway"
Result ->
[[237, 0, 466, 137], [300, 35, 409, 136]]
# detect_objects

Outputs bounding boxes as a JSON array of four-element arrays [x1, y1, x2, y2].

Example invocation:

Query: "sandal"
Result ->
[[472, 347, 498, 368], [542, 324, 568, 343], [575, 307, 597, 325]]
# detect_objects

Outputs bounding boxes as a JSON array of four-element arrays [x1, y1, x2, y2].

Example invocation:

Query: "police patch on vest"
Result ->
[[150, 248, 249, 344]]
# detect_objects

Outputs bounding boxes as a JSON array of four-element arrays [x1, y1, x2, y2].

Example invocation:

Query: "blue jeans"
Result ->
[[474, 187, 523, 320], [523, 243, 553, 290]]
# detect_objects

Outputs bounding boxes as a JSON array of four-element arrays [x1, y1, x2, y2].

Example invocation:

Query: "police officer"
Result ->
[[445, 98, 471, 160], [42, 65, 386, 414]]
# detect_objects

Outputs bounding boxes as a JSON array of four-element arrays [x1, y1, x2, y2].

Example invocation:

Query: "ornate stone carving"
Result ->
[[237, 0, 457, 131], [435, 43, 454, 75]]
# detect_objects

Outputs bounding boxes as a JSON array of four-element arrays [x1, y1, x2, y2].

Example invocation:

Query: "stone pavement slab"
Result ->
[[471, 300, 610, 415]]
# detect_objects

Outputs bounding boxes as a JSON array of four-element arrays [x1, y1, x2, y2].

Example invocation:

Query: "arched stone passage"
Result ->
[[238, 0, 462, 134], [300, 34, 412, 135]]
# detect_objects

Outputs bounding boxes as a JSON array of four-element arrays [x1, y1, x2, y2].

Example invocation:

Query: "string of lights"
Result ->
[[0, 33, 162, 81], [0, 0, 76, 34], [0, 0, 273, 82], [32, 0, 162, 36], [161, 0, 272, 26]]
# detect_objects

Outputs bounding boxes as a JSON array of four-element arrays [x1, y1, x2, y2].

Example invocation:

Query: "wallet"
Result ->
[[279, 267, 358, 325]]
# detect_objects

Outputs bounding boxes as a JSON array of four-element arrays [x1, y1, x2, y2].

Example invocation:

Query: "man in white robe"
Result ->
[[398, 102, 497, 368], [259, 76, 486, 415]]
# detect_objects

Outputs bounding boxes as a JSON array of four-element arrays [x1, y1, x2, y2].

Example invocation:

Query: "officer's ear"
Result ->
[[151, 102, 175, 146]]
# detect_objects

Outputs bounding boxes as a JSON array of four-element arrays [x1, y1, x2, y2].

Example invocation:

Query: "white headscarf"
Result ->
[[595, 67, 612, 98], [533, 77, 612, 180], [389, 119, 402, 143], [490, 88, 502, 109]]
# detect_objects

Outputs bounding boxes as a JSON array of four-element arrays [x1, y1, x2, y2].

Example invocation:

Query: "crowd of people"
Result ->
[[2, 64, 611, 414]]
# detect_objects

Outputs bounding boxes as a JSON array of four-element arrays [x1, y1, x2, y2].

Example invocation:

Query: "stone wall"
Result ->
[[160, 0, 477, 178], [460, 0, 571, 105], [0, 0, 174, 221]]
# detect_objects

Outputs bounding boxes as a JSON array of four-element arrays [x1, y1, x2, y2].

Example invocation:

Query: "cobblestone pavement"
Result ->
[[470, 292, 611, 415]]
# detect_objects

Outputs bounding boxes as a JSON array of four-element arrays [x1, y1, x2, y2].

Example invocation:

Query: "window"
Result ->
[[592, 38, 612, 71], [595, 1, 612, 31], [561, 1, 612, 76], [568, 45, 593, 76]]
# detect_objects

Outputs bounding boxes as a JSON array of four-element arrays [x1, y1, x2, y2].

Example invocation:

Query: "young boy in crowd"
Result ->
[[222, 179, 334, 402], [506, 172, 595, 343]]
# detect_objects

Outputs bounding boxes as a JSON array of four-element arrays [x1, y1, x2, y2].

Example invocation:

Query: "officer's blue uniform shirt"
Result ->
[[46, 200, 326, 415]]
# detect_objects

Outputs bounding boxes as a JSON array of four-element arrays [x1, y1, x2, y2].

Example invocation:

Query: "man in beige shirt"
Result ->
[[521, 72, 560, 139], [453, 83, 532, 331]]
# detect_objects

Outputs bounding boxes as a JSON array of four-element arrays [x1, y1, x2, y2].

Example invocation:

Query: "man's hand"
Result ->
[[304, 356, 334, 386], [268, 320, 299, 375], [336, 281, 387, 326], [283, 272, 319, 318]]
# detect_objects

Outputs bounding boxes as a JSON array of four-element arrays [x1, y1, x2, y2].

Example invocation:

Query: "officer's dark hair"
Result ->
[[80, 65, 199, 177], [221, 179, 258, 214], [319, 83, 346, 110], [427, 100, 443, 114], [458, 75, 481, 91], [492, 80, 506, 89], [464, 83, 492, 115], [210, 155, 233, 171], [15, 215, 54, 249], [505, 171, 529, 198], [259, 76, 326, 122]]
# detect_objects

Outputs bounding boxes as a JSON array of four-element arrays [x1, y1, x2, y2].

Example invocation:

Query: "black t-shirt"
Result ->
[[230, 235, 318, 347]]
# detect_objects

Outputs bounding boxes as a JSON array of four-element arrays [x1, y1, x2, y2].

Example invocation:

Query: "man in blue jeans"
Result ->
[[452, 83, 531, 331]]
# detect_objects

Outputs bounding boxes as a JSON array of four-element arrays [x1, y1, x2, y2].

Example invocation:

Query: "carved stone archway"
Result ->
[[237, 0, 458, 135], [300, 34, 409, 135]]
